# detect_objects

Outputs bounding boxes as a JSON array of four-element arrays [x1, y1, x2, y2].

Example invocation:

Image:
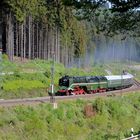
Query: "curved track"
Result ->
[[0, 79, 140, 107]]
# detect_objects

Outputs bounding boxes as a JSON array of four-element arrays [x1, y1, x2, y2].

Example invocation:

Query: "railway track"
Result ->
[[0, 79, 140, 107], [133, 79, 140, 87]]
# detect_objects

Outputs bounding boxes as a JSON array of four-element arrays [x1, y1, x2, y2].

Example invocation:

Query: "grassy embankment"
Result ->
[[0, 93, 140, 140]]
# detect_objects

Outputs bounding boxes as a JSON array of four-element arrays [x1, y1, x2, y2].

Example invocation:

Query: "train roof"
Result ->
[[61, 74, 133, 81], [105, 74, 133, 80]]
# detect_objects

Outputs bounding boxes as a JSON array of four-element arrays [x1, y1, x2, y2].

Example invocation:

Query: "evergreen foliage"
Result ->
[[1, 0, 140, 65], [7, 0, 47, 22]]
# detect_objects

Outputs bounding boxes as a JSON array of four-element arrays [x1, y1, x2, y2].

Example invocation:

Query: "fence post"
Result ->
[[131, 128, 134, 137]]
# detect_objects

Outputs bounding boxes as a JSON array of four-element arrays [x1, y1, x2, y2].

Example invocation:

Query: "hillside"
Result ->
[[0, 93, 140, 139], [0, 57, 139, 99], [0, 57, 140, 139]]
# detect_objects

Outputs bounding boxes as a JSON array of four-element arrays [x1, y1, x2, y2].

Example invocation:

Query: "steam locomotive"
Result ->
[[56, 73, 134, 95]]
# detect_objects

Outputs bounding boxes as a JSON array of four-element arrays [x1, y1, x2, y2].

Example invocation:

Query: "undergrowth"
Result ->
[[0, 93, 140, 139]]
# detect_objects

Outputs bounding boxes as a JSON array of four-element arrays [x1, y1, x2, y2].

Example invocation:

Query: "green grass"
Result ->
[[0, 92, 140, 139], [3, 80, 46, 91]]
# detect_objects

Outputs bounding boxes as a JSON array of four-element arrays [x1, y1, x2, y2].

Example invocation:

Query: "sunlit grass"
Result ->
[[0, 92, 140, 139]]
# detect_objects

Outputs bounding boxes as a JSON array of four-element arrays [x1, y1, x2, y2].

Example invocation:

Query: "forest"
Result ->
[[0, 0, 140, 67]]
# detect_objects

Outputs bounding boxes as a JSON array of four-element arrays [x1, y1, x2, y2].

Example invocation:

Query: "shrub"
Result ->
[[93, 98, 106, 114], [2, 54, 9, 60]]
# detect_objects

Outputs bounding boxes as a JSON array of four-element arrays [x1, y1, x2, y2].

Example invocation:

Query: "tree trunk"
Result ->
[[20, 23, 23, 61], [6, 12, 14, 61], [23, 20, 26, 59], [28, 16, 31, 59]]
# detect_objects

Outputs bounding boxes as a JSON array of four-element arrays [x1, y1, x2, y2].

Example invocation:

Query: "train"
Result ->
[[56, 73, 134, 95]]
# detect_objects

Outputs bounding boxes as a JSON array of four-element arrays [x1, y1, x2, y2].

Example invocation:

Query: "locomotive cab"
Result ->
[[59, 75, 70, 87]]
